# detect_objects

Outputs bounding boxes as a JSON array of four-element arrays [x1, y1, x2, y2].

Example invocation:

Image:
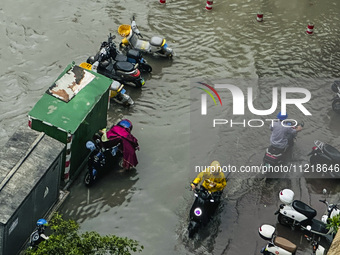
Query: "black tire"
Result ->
[[188, 221, 199, 238], [84, 172, 93, 187], [141, 63, 152, 73], [332, 99, 340, 114], [133, 79, 144, 88], [119, 42, 126, 50], [278, 213, 293, 227]]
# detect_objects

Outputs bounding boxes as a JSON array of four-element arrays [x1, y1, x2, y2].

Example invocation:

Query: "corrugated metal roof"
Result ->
[[0, 127, 65, 224]]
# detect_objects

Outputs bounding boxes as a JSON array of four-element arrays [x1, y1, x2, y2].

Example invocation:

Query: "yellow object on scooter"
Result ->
[[118, 25, 132, 37], [101, 128, 109, 142], [79, 62, 92, 70], [121, 38, 130, 46], [110, 90, 117, 98]]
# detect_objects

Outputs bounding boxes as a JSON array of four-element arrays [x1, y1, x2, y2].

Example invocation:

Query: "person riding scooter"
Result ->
[[270, 112, 303, 151], [190, 161, 227, 200], [29, 219, 49, 248], [188, 161, 227, 237], [100, 119, 139, 170]]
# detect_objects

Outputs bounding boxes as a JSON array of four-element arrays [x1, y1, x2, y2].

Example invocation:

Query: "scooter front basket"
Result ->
[[118, 25, 132, 37]]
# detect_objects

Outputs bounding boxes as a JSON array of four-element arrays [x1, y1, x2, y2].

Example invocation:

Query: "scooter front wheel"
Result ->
[[133, 78, 145, 88], [84, 172, 93, 187], [332, 99, 340, 114], [140, 63, 152, 73], [188, 221, 199, 238]]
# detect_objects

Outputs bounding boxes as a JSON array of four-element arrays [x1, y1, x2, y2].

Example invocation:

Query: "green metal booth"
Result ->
[[28, 62, 113, 183]]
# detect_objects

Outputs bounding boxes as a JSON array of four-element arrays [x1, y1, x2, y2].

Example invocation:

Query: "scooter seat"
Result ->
[[150, 36, 163, 47], [274, 237, 297, 254], [115, 54, 128, 62], [324, 144, 340, 163], [292, 200, 317, 219], [127, 49, 142, 60], [114, 61, 135, 72], [268, 145, 285, 155]]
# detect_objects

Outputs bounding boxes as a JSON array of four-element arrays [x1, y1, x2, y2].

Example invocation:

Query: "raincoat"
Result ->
[[192, 169, 227, 193], [105, 125, 139, 169]]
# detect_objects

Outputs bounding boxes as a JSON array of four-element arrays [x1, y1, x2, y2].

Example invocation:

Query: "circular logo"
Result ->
[[31, 231, 40, 242], [194, 208, 202, 217]]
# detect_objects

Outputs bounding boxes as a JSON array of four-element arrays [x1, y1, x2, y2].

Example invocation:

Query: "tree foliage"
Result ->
[[327, 214, 340, 235], [25, 213, 143, 255]]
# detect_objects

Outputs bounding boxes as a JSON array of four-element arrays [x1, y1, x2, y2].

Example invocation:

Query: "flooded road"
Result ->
[[1, 0, 340, 254]]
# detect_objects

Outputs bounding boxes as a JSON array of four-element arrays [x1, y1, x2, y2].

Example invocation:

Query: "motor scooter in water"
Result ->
[[274, 188, 340, 239], [118, 16, 174, 58], [331, 81, 340, 113], [188, 185, 223, 238], [86, 37, 145, 88], [263, 121, 304, 166], [308, 140, 340, 170], [258, 224, 326, 255], [79, 62, 134, 106], [84, 119, 139, 186], [103, 33, 152, 73]]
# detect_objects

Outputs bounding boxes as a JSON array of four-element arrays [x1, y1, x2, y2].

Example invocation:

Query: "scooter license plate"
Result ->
[[163, 43, 168, 49], [260, 247, 266, 253], [121, 88, 126, 94], [141, 79, 145, 85]]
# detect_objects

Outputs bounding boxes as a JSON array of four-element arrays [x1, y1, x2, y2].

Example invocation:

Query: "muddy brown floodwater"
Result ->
[[1, 0, 340, 254]]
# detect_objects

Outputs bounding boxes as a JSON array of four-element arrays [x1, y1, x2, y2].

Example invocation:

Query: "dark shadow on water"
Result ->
[[59, 162, 139, 223]]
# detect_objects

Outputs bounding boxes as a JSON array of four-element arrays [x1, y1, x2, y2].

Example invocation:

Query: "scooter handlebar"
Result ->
[[108, 33, 116, 40]]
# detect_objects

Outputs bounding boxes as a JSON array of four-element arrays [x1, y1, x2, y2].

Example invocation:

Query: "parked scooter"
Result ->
[[319, 189, 340, 225], [28, 219, 49, 249], [263, 121, 304, 166], [275, 188, 340, 239], [331, 81, 340, 113], [84, 119, 139, 186], [308, 140, 340, 168], [118, 16, 174, 58], [103, 33, 152, 73], [79, 62, 134, 106], [258, 224, 326, 255], [86, 37, 145, 88], [188, 186, 222, 238]]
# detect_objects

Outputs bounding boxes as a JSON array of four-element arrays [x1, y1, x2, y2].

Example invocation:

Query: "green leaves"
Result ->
[[327, 214, 340, 235], [24, 213, 143, 255]]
